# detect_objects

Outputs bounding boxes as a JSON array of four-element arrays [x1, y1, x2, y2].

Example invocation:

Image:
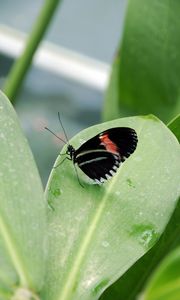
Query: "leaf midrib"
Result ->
[[55, 122, 145, 300], [0, 213, 28, 287], [57, 175, 122, 300]]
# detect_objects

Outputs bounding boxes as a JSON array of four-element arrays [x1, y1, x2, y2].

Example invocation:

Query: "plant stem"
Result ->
[[3, 0, 62, 103]]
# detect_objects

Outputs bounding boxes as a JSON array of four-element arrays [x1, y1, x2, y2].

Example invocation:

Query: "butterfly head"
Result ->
[[66, 144, 75, 160]]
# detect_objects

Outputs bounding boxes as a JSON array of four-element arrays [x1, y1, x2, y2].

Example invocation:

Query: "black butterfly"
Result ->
[[45, 115, 138, 185]]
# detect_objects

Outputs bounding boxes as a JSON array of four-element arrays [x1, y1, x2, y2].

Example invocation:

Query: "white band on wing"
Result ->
[[78, 156, 108, 167]]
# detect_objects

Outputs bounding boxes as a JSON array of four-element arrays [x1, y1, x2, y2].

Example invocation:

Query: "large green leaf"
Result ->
[[103, 55, 122, 121], [100, 115, 180, 300], [103, 0, 180, 122], [100, 199, 180, 300], [143, 247, 180, 300], [42, 115, 179, 300], [0, 91, 46, 298]]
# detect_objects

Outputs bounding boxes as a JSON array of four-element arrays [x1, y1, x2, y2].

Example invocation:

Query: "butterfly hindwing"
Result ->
[[75, 150, 121, 182]]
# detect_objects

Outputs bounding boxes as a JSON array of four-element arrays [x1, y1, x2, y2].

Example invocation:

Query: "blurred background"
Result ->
[[0, 0, 126, 185]]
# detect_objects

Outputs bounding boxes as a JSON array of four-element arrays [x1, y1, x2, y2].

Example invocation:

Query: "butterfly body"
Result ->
[[66, 127, 138, 184]]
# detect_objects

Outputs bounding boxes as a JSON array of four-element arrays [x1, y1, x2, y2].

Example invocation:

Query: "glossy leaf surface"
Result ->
[[103, 0, 180, 122], [43, 115, 180, 300], [100, 200, 180, 300], [0, 91, 46, 298]]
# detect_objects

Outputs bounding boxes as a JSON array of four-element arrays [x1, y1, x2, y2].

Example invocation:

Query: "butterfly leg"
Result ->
[[54, 156, 71, 168], [73, 163, 84, 188], [53, 157, 84, 188]]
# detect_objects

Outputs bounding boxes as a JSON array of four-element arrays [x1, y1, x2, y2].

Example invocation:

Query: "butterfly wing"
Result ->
[[74, 127, 137, 182], [75, 150, 120, 183], [100, 127, 138, 161]]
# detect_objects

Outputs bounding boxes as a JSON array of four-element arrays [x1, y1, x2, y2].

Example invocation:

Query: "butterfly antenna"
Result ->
[[58, 112, 69, 144], [44, 126, 67, 144]]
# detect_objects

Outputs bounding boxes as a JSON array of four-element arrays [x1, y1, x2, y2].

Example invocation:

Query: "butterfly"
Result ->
[[45, 114, 138, 185], [66, 127, 138, 184]]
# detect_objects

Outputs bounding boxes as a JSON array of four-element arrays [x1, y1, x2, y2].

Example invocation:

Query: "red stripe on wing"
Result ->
[[99, 133, 119, 155]]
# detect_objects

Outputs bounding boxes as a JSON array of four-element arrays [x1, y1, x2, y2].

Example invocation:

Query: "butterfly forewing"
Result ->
[[73, 127, 138, 183], [99, 127, 138, 161], [75, 127, 137, 158]]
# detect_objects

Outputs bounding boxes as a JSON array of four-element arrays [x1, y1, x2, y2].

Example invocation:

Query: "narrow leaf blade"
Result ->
[[0, 91, 46, 294], [144, 247, 180, 300], [168, 114, 180, 142]]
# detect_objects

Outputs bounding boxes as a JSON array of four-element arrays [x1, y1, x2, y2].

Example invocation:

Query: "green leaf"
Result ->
[[100, 112, 180, 300], [100, 199, 180, 300], [168, 114, 180, 142], [102, 55, 121, 121], [143, 247, 180, 300], [0, 91, 46, 297], [42, 115, 179, 300], [103, 0, 180, 122]]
